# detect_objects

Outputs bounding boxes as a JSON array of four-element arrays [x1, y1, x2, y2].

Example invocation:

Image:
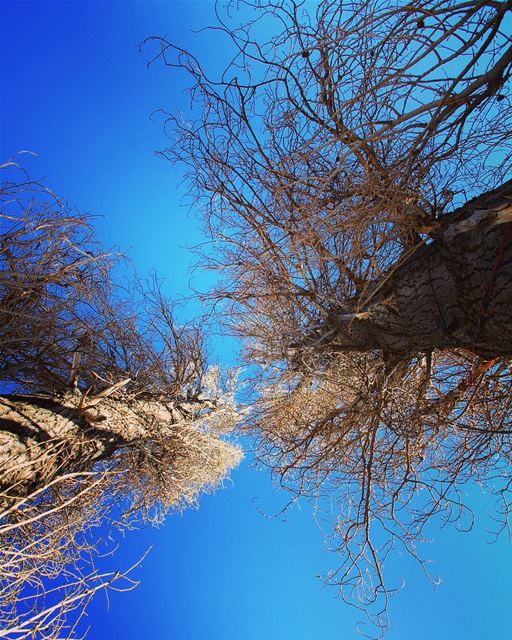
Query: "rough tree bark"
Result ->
[[302, 180, 512, 359], [0, 391, 216, 508]]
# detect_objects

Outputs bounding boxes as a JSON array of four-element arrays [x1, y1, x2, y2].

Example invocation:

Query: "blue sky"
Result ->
[[1, 2, 512, 639]]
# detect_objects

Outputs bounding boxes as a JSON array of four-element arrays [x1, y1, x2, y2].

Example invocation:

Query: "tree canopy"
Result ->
[[0, 165, 241, 639], [151, 0, 512, 631]]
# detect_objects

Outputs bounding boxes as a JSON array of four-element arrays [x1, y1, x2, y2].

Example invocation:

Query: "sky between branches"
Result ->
[[1, 1, 511, 638]]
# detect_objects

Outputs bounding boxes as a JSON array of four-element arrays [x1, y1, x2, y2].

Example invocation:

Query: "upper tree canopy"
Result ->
[[153, 0, 512, 632]]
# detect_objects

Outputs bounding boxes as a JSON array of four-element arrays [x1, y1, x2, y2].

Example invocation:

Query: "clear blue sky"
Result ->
[[1, 2, 511, 639]]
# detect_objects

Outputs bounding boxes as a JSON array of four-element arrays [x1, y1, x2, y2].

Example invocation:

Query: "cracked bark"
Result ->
[[0, 393, 188, 505], [307, 180, 512, 358]]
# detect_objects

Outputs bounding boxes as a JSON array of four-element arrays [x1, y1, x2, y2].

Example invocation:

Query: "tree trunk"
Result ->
[[308, 181, 512, 358], [0, 392, 182, 505]]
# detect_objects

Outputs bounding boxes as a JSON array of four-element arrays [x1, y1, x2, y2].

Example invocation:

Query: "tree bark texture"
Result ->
[[0, 393, 179, 504], [314, 181, 512, 358]]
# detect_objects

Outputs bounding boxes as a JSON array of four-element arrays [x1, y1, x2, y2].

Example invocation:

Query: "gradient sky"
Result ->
[[1, 2, 512, 639]]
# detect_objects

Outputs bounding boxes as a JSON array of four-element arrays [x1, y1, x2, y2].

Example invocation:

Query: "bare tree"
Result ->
[[0, 164, 242, 638], [149, 0, 512, 632]]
